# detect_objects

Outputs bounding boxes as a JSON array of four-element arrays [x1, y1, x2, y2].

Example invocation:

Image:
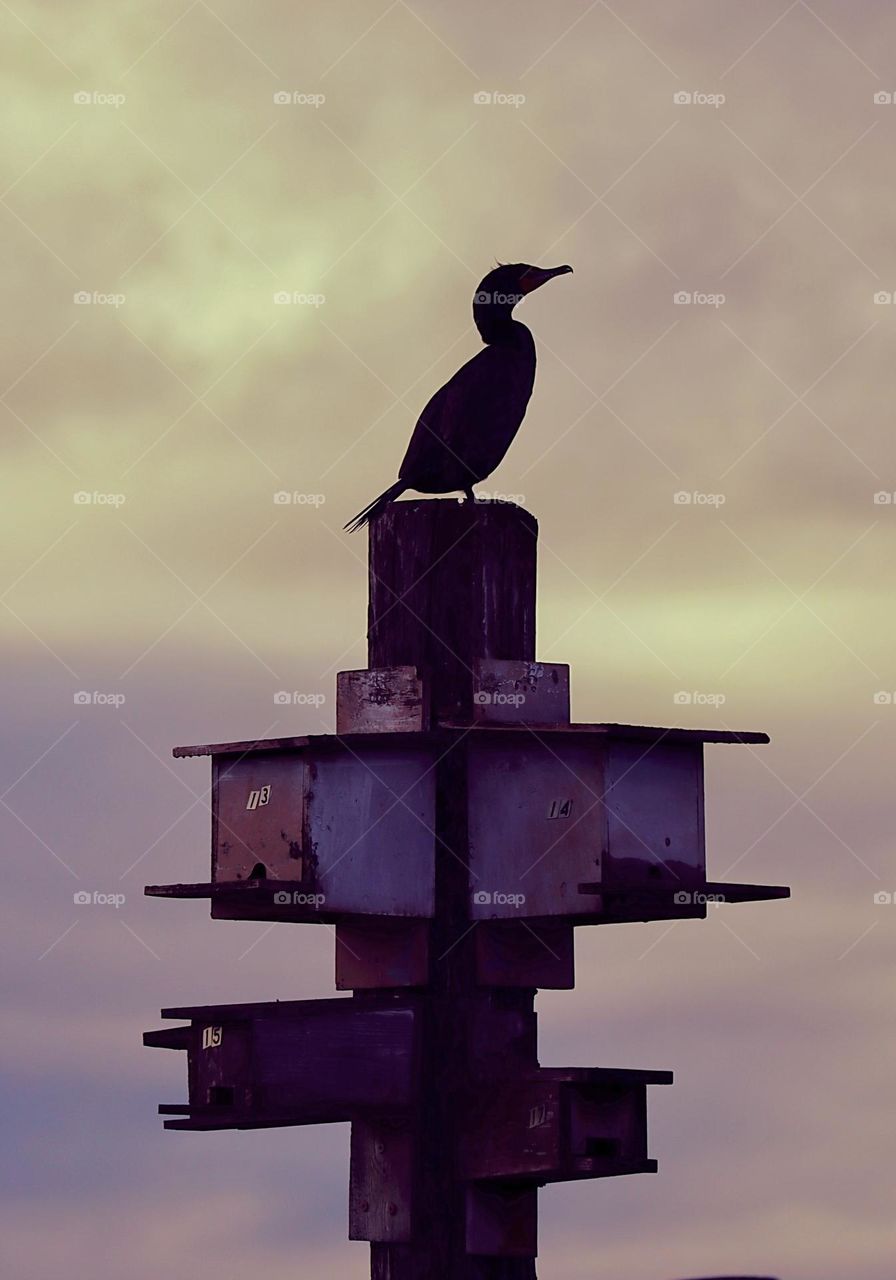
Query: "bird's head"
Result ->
[[473, 262, 573, 342]]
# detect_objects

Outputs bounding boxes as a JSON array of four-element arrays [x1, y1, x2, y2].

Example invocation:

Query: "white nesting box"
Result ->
[[466, 724, 765, 921]]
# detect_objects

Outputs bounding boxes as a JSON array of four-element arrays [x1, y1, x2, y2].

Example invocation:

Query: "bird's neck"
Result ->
[[474, 307, 527, 345]]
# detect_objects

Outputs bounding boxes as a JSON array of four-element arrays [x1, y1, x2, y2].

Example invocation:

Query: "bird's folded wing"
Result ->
[[399, 346, 526, 485]]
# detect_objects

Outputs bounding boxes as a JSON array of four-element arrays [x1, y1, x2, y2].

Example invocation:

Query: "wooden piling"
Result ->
[[366, 499, 539, 1279]]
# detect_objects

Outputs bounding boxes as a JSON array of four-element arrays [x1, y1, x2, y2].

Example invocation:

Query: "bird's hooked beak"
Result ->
[[518, 264, 573, 295]]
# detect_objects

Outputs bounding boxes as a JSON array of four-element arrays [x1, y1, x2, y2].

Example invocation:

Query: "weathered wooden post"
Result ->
[[363, 499, 540, 1279], [145, 499, 787, 1278], [367, 499, 537, 721]]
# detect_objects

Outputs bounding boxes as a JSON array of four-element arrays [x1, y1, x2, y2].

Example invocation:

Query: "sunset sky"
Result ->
[[2, 2, 895, 1277]]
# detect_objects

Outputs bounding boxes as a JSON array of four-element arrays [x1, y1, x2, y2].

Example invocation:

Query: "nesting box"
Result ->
[[466, 723, 787, 921], [147, 734, 438, 921], [461, 1067, 671, 1184], [144, 996, 418, 1130], [147, 722, 786, 926]]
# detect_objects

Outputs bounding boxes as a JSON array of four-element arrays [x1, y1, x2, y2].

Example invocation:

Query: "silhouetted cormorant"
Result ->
[[344, 262, 573, 531]]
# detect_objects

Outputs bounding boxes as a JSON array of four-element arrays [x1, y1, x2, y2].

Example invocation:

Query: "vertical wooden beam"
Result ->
[[368, 499, 538, 723], [366, 499, 540, 1279]]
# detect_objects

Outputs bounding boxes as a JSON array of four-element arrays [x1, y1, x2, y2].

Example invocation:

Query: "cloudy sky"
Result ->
[[2, 1, 895, 1277]]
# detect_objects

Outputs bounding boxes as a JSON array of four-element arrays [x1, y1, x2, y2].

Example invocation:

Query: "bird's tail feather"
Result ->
[[344, 482, 406, 533]]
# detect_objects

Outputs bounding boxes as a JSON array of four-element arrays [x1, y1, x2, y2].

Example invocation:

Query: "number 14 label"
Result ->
[[548, 799, 573, 819]]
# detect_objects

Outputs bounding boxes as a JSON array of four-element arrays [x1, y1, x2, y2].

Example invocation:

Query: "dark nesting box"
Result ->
[[144, 996, 418, 1130], [461, 1066, 671, 1184]]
